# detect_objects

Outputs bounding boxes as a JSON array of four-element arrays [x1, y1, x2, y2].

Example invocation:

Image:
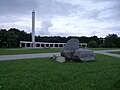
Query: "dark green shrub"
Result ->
[[88, 41, 98, 48]]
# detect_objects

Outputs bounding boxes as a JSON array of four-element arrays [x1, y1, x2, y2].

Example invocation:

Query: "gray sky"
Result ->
[[0, 0, 120, 37]]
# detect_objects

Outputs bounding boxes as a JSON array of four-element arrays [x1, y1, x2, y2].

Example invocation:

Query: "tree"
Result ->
[[117, 37, 120, 47], [103, 34, 119, 48], [79, 36, 89, 43], [0, 29, 8, 47], [89, 36, 101, 45], [0, 28, 120, 48], [0, 28, 32, 48]]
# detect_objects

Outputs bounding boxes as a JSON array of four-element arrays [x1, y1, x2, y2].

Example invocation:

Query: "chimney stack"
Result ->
[[32, 10, 35, 47]]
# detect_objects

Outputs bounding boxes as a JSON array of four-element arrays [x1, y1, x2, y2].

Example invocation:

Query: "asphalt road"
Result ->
[[0, 53, 60, 61], [94, 50, 120, 58]]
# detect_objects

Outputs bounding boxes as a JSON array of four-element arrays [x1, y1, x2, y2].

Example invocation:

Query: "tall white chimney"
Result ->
[[32, 10, 35, 47]]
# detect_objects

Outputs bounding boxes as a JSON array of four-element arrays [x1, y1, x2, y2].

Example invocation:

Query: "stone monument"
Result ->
[[61, 38, 95, 61]]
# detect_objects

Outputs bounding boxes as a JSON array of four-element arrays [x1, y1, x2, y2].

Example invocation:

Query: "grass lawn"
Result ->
[[110, 51, 120, 54], [90, 48, 120, 51], [0, 54, 120, 90], [0, 48, 61, 55]]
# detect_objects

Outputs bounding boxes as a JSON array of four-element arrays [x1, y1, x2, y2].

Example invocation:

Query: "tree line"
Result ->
[[0, 28, 120, 48]]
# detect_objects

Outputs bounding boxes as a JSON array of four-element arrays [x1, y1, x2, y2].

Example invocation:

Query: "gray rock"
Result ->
[[61, 38, 95, 61], [61, 38, 79, 60], [62, 38, 79, 50], [61, 50, 73, 60], [73, 48, 95, 61], [51, 55, 57, 60], [56, 56, 66, 63]]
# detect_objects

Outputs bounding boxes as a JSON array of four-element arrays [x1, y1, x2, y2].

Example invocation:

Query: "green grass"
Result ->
[[0, 54, 120, 90], [89, 48, 120, 51], [0, 48, 61, 55], [110, 51, 120, 54]]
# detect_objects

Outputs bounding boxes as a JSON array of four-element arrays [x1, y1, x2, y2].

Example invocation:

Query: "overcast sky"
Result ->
[[0, 0, 120, 37]]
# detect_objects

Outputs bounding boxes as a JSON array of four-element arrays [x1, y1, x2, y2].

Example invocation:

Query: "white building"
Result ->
[[20, 41, 87, 48]]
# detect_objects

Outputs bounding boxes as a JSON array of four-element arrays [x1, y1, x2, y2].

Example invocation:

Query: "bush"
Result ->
[[88, 41, 98, 48]]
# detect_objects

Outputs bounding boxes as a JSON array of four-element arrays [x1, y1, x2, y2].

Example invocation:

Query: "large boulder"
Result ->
[[62, 38, 79, 50], [61, 38, 95, 61], [61, 38, 79, 60], [61, 50, 73, 60], [73, 48, 95, 61]]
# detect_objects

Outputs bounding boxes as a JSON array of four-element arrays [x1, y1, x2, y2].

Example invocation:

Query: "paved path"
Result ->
[[94, 50, 120, 58], [0, 50, 120, 61], [0, 53, 60, 61]]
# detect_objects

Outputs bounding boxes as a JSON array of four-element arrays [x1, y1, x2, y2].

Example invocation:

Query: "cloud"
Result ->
[[0, 0, 120, 37], [0, 0, 78, 17], [36, 20, 53, 35], [0, 0, 39, 15]]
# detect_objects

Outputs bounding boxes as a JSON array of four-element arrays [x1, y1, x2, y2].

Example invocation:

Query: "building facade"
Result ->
[[20, 41, 87, 48]]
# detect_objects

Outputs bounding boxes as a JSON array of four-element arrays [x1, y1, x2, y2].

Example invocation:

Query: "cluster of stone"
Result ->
[[61, 38, 95, 62], [51, 38, 95, 63]]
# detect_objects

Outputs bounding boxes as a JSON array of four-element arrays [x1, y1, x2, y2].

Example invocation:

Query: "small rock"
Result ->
[[56, 56, 66, 63], [51, 55, 57, 60]]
